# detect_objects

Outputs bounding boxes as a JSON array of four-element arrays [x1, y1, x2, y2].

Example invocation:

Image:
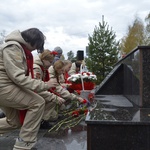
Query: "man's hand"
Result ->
[[47, 78, 59, 88]]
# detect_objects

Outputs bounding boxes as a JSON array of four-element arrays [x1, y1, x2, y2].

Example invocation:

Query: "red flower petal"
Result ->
[[84, 109, 88, 115], [82, 99, 87, 104], [72, 111, 79, 117]]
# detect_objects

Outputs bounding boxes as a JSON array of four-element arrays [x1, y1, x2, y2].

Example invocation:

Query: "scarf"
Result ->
[[19, 44, 34, 125], [39, 65, 61, 97], [39, 65, 50, 82], [64, 71, 70, 83]]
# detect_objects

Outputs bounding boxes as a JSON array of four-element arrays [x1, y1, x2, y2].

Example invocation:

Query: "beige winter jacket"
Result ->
[[33, 55, 63, 102], [0, 30, 57, 102], [48, 65, 65, 84], [68, 62, 76, 75], [48, 66, 79, 101], [33, 55, 44, 81]]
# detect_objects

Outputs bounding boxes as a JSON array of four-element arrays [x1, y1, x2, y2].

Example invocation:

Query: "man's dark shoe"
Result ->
[[40, 120, 53, 129], [0, 112, 5, 118]]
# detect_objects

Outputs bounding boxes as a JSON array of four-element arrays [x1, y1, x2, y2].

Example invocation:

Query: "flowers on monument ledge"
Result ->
[[67, 72, 97, 90], [72, 108, 88, 117], [88, 93, 95, 103]]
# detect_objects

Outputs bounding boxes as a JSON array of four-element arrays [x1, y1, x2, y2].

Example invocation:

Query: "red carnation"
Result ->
[[84, 109, 88, 115], [82, 99, 87, 104], [72, 111, 79, 117], [88, 93, 95, 103], [76, 90, 81, 95]]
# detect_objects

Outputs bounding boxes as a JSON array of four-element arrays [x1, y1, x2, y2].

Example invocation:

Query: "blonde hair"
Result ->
[[63, 60, 72, 66], [53, 60, 65, 70], [53, 60, 65, 84], [39, 49, 54, 62]]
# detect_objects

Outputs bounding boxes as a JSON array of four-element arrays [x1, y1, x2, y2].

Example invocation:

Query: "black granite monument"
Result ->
[[85, 46, 150, 150]]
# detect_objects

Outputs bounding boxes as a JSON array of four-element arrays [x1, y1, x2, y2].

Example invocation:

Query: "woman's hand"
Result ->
[[61, 83, 72, 88], [47, 78, 59, 88], [78, 97, 84, 103], [57, 97, 65, 105], [66, 83, 72, 88]]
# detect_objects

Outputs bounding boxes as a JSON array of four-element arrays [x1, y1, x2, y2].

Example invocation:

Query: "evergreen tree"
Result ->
[[67, 50, 76, 62], [86, 16, 119, 84]]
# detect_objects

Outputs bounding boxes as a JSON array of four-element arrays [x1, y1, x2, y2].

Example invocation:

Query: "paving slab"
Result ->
[[0, 122, 87, 150]]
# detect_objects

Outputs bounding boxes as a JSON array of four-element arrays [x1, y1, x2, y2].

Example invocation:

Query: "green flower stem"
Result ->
[[48, 115, 73, 132], [48, 99, 89, 132], [55, 116, 80, 131], [63, 114, 85, 130], [63, 108, 77, 115]]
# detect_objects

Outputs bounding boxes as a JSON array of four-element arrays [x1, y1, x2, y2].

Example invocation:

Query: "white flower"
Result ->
[[67, 72, 97, 83]]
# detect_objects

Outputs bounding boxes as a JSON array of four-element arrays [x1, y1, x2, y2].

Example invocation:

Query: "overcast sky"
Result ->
[[0, 0, 149, 58]]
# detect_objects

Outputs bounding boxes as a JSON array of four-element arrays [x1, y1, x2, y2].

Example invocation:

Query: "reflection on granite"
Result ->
[[96, 47, 150, 107], [123, 63, 140, 105], [0, 123, 87, 150], [40, 129, 87, 150], [87, 106, 150, 123], [86, 94, 150, 150], [122, 50, 140, 79], [86, 95, 150, 124], [86, 47, 150, 150], [95, 51, 140, 106], [142, 49, 150, 107], [95, 64, 124, 95], [95, 95, 133, 107]]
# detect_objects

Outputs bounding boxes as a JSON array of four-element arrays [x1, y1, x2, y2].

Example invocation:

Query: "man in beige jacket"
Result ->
[[0, 28, 65, 150], [68, 60, 83, 75]]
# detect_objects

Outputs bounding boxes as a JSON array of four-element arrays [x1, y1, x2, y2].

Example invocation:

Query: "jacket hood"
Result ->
[[54, 46, 63, 54], [34, 55, 43, 66], [5, 30, 35, 50]]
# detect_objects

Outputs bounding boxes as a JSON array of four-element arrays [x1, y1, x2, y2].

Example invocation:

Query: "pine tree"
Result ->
[[86, 16, 119, 84], [67, 50, 76, 62]]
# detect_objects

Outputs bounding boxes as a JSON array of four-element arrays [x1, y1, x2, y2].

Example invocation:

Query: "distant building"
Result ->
[[86, 46, 89, 56]]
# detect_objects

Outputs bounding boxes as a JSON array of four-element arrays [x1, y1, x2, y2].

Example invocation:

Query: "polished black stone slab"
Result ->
[[95, 64, 124, 95], [86, 95, 150, 124], [86, 124, 150, 150], [86, 46, 150, 150], [85, 95, 150, 150], [142, 49, 150, 107], [95, 49, 141, 106]]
